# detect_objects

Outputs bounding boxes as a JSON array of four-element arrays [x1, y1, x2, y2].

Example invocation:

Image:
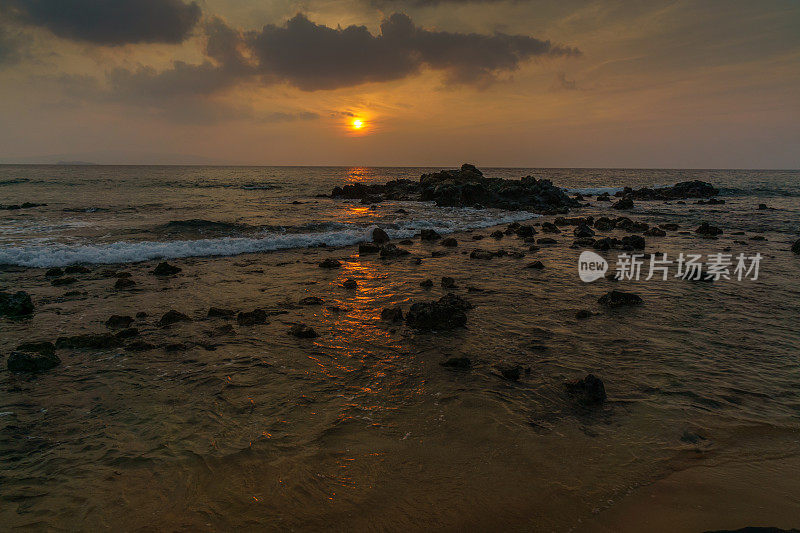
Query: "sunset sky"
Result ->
[[0, 0, 798, 167]]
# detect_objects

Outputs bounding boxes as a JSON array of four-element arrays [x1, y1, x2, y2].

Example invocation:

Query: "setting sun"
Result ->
[[351, 119, 364, 130]]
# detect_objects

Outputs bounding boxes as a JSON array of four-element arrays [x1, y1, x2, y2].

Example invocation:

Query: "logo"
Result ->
[[578, 251, 608, 282]]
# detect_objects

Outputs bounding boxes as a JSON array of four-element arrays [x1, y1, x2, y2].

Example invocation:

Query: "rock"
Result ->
[[596, 193, 611, 202], [660, 223, 679, 231], [495, 363, 523, 381], [572, 238, 596, 247], [125, 340, 157, 352], [165, 342, 189, 352], [612, 197, 634, 210], [7, 350, 61, 373], [114, 278, 136, 290], [472, 234, 485, 240], [371, 227, 390, 244], [208, 306, 236, 317], [420, 278, 434, 288], [470, 249, 496, 259], [342, 278, 358, 289], [627, 180, 718, 200], [758, 203, 769, 210], [598, 290, 644, 308], [56, 333, 121, 350], [298, 297, 323, 306], [135, 311, 148, 319], [792, 239, 800, 254], [158, 310, 191, 327], [51, 277, 77, 286], [153, 262, 182, 276], [420, 229, 441, 241], [441, 276, 457, 288], [620, 235, 645, 250], [440, 237, 458, 247], [541, 222, 560, 233], [440, 356, 471, 369], [696, 198, 725, 205], [696, 222, 723, 236], [431, 250, 447, 258], [115, 327, 139, 339], [380, 244, 410, 258], [537, 238, 557, 245], [64, 265, 90, 274], [381, 306, 404, 322], [575, 309, 593, 319], [526, 261, 545, 269], [515, 225, 536, 237], [206, 324, 236, 337], [508, 251, 526, 259], [45, 267, 63, 277], [574, 224, 595, 238], [564, 374, 607, 405], [405, 293, 472, 330], [237, 309, 267, 326], [644, 227, 667, 237], [358, 243, 380, 255], [289, 324, 318, 338], [319, 258, 342, 268], [594, 217, 615, 231], [0, 291, 34, 317], [16, 341, 55, 356], [105, 315, 134, 329], [490, 230, 504, 239]]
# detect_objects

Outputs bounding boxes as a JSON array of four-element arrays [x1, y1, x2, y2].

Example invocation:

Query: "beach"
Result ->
[[1, 165, 800, 531]]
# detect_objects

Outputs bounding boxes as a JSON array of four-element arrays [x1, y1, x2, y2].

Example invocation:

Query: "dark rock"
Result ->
[[515, 225, 536, 237], [381, 306, 404, 322], [380, 244, 411, 259], [696, 222, 723, 236], [135, 311, 148, 319], [495, 363, 522, 381], [358, 243, 380, 255], [16, 341, 55, 356], [749, 235, 766, 241], [537, 238, 557, 245], [342, 278, 358, 289], [405, 293, 472, 330], [612, 197, 634, 210], [470, 249, 496, 259], [441, 276, 457, 288], [298, 297, 323, 306], [526, 261, 544, 269], [237, 309, 267, 326], [158, 310, 191, 327], [114, 278, 136, 290], [572, 237, 596, 247], [594, 217, 615, 231], [644, 227, 667, 237], [440, 237, 458, 247], [56, 333, 121, 350], [153, 261, 182, 276], [0, 291, 34, 317], [627, 180, 718, 200], [64, 265, 90, 274], [105, 315, 134, 329], [125, 340, 157, 352], [51, 277, 77, 286], [696, 198, 725, 205], [208, 306, 236, 317], [7, 350, 61, 373], [792, 239, 800, 255], [165, 342, 189, 351], [564, 374, 607, 405], [598, 290, 644, 308], [596, 193, 611, 202], [420, 278, 434, 288], [319, 258, 342, 268], [541, 222, 561, 233], [207, 324, 236, 337], [45, 267, 63, 277], [575, 309, 593, 319], [472, 234, 485, 240], [289, 324, 318, 338], [621, 235, 645, 250], [758, 203, 769, 210], [431, 250, 448, 258], [660, 223, 679, 231], [574, 224, 595, 238], [115, 327, 139, 339], [371, 227, 390, 244], [441, 356, 471, 369], [490, 230, 504, 239], [420, 229, 441, 241]]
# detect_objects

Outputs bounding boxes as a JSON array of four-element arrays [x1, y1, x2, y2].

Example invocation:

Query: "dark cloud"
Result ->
[[1, 0, 201, 45], [0, 26, 26, 64], [248, 13, 579, 90]]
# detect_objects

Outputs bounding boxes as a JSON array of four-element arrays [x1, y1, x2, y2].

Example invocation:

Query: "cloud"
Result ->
[[0, 25, 26, 64], [111, 12, 579, 96], [0, 0, 201, 45]]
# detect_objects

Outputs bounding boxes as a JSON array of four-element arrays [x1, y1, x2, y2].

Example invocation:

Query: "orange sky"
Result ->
[[0, 0, 798, 167]]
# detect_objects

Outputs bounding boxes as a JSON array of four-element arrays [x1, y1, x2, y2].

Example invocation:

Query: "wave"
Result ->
[[0, 211, 539, 267]]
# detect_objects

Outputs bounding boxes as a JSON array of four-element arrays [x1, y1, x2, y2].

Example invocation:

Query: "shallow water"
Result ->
[[1, 166, 800, 530]]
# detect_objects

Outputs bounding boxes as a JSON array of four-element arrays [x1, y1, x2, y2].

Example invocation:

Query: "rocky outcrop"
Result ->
[[7, 343, 61, 372], [564, 374, 607, 405], [406, 293, 472, 330], [381, 306, 404, 322], [105, 315, 134, 329], [371, 227, 390, 244], [330, 164, 579, 213], [626, 180, 719, 200], [0, 291, 34, 318], [158, 310, 191, 327]]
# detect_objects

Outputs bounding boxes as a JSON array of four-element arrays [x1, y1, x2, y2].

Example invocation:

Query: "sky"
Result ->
[[0, 0, 798, 168]]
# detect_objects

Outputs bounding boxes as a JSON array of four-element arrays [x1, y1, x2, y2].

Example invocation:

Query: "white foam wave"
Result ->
[[0, 210, 539, 267]]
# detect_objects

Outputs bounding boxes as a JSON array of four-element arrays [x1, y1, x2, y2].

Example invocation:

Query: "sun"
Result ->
[[351, 118, 364, 130]]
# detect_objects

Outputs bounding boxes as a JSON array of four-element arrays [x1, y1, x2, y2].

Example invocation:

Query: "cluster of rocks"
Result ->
[[331, 164, 579, 212], [402, 293, 473, 331], [616, 180, 720, 201], [2, 202, 47, 210]]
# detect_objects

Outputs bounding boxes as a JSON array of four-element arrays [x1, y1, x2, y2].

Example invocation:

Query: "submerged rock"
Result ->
[[564, 374, 607, 405], [495, 363, 523, 381], [405, 293, 472, 330], [114, 278, 136, 290], [208, 306, 236, 317], [441, 276, 457, 288], [342, 278, 358, 289], [358, 243, 381, 255], [526, 260, 545, 269], [792, 239, 800, 254], [7, 349, 61, 373], [153, 262, 182, 276], [45, 267, 63, 277], [420, 278, 434, 288], [440, 356, 471, 369], [319, 258, 342, 268], [612, 197, 634, 210], [380, 244, 410, 259], [0, 291, 35, 317], [105, 315, 134, 329], [644, 227, 667, 237], [696, 222, 723, 236], [470, 249, 495, 260], [420, 229, 441, 241], [575, 309, 593, 319], [158, 310, 191, 327], [440, 237, 458, 247], [627, 180, 718, 200], [381, 306, 404, 322], [51, 276, 77, 286], [598, 290, 644, 308], [56, 333, 121, 350], [298, 297, 323, 306], [237, 309, 267, 326], [64, 265, 90, 274], [289, 324, 318, 338]]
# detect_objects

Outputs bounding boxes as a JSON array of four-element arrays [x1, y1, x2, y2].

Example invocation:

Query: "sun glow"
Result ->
[[351, 119, 364, 130]]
